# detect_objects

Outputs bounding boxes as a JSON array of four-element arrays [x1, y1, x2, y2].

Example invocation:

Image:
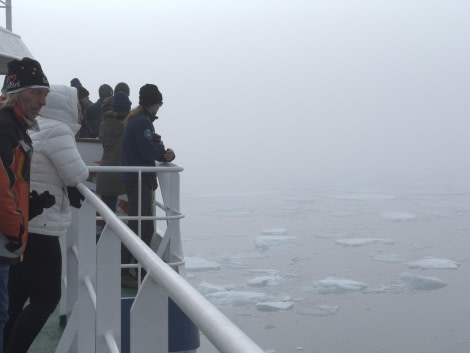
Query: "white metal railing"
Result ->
[[58, 164, 265, 353]]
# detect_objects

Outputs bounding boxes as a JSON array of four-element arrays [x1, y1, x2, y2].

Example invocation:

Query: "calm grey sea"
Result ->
[[181, 179, 470, 353]]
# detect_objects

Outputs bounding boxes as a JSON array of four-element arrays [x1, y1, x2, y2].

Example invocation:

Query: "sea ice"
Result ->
[[298, 304, 340, 316], [335, 238, 395, 247], [220, 252, 267, 262], [256, 300, 294, 312], [372, 252, 405, 263], [254, 235, 297, 251], [198, 281, 237, 294], [246, 275, 283, 287], [381, 212, 418, 221], [185, 256, 221, 272], [260, 228, 288, 235], [312, 277, 368, 294], [205, 290, 268, 306], [406, 257, 460, 269], [400, 272, 447, 290]]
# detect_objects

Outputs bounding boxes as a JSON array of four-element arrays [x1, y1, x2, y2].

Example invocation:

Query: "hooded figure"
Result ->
[[28, 84, 89, 233]]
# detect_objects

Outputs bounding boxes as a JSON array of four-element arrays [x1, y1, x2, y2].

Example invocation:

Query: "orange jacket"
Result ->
[[0, 106, 32, 263]]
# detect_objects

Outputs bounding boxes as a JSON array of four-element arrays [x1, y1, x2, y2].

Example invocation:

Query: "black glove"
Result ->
[[67, 186, 85, 208], [29, 190, 56, 220]]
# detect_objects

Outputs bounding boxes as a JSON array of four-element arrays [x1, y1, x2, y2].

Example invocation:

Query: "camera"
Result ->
[[153, 133, 161, 144]]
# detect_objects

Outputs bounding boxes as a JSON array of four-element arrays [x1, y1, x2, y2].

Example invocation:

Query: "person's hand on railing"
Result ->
[[164, 148, 175, 162], [67, 186, 85, 208]]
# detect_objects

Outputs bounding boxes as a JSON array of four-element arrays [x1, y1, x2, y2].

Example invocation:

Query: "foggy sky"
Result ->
[[6, 0, 470, 193]]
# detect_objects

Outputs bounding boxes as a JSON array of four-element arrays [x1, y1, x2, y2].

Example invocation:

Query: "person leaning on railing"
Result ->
[[119, 83, 175, 289]]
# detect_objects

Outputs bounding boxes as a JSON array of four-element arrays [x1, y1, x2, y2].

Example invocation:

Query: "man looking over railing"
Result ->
[[120, 83, 175, 288]]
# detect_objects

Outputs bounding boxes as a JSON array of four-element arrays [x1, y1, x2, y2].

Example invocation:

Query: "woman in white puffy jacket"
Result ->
[[4, 84, 89, 353]]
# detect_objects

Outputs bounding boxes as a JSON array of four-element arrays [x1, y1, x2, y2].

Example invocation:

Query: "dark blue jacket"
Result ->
[[121, 111, 166, 188], [83, 98, 104, 137]]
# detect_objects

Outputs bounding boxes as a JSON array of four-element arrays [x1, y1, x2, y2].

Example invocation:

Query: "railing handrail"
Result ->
[[65, 164, 265, 353]]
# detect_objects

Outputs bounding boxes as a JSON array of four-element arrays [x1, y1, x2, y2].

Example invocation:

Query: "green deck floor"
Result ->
[[29, 287, 137, 352]]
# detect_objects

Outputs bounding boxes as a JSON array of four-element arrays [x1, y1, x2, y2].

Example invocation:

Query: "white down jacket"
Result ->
[[29, 84, 89, 237]]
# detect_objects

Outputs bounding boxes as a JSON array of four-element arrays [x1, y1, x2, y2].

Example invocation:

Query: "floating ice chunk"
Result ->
[[372, 253, 405, 263], [256, 300, 294, 312], [198, 281, 237, 295], [261, 228, 288, 235], [254, 235, 297, 251], [335, 238, 395, 247], [205, 290, 267, 306], [248, 269, 280, 276], [185, 256, 221, 272], [299, 304, 340, 316], [381, 212, 418, 221], [220, 252, 267, 261], [312, 277, 367, 294], [401, 272, 447, 290], [406, 257, 460, 269], [247, 276, 283, 287]]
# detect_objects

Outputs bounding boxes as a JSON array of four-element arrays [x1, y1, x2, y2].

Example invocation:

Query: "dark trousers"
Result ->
[[121, 182, 155, 266], [4, 234, 61, 353], [101, 195, 118, 213]]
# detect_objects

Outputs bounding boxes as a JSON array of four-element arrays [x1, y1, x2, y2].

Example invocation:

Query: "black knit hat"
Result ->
[[5, 57, 49, 94], [139, 84, 162, 106], [112, 91, 132, 112], [98, 84, 113, 99], [70, 78, 82, 87]]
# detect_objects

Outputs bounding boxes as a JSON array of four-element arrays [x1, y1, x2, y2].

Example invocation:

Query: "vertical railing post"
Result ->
[[76, 201, 97, 353], [96, 225, 121, 353], [5, 0, 12, 31]]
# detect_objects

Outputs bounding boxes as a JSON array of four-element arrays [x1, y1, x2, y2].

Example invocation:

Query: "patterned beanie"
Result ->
[[139, 84, 162, 106], [112, 91, 132, 112], [5, 57, 49, 94]]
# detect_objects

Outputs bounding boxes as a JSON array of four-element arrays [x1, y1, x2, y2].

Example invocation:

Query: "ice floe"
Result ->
[[312, 277, 368, 294], [371, 252, 406, 263], [205, 290, 268, 306], [400, 272, 447, 290], [260, 228, 289, 235], [406, 257, 460, 269], [256, 301, 294, 312], [220, 252, 267, 262], [381, 212, 418, 221], [254, 235, 297, 251], [335, 238, 395, 247], [247, 275, 283, 287], [185, 256, 221, 272], [298, 304, 340, 316]]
